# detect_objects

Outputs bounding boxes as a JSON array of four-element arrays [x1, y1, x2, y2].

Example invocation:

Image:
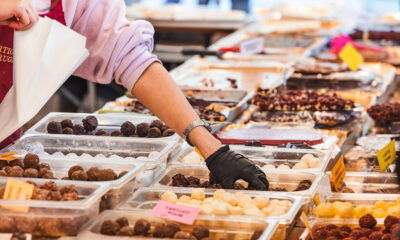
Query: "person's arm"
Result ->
[[0, 0, 38, 30]]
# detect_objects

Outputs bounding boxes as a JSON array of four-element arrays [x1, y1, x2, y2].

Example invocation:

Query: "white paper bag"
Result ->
[[0, 17, 89, 142]]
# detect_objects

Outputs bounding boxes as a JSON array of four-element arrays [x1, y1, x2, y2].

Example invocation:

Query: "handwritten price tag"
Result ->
[[152, 201, 200, 225], [2, 178, 35, 213], [0, 152, 22, 161], [300, 212, 313, 239], [330, 155, 345, 191], [339, 43, 363, 71], [377, 139, 397, 172], [240, 37, 264, 55]]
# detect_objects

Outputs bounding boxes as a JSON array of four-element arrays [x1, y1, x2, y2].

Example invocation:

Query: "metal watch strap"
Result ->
[[183, 119, 212, 147]]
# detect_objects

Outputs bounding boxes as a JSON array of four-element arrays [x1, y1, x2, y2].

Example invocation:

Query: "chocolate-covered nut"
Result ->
[[153, 223, 166, 238], [118, 171, 128, 179], [95, 129, 110, 136], [192, 225, 209, 240], [61, 119, 74, 129], [121, 121, 136, 136], [164, 223, 181, 238], [41, 181, 58, 191], [47, 121, 62, 134], [163, 129, 175, 137], [117, 226, 135, 236], [71, 170, 88, 181], [116, 217, 129, 228], [86, 167, 99, 181], [111, 130, 122, 137], [68, 165, 84, 178], [150, 120, 164, 130], [73, 124, 85, 135], [134, 219, 150, 235], [136, 123, 150, 137], [148, 127, 161, 138], [62, 128, 74, 135], [9, 166, 23, 177], [100, 220, 120, 235], [174, 231, 192, 239], [23, 168, 39, 178], [82, 116, 98, 132], [10, 159, 24, 168], [23, 154, 39, 169], [97, 169, 117, 181]]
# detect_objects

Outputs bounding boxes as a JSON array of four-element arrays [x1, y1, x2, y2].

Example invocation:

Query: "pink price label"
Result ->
[[152, 201, 200, 225], [330, 35, 354, 54]]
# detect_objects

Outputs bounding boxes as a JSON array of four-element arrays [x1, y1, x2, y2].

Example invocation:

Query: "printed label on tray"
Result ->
[[339, 43, 363, 71], [0, 151, 21, 161], [2, 178, 34, 213], [153, 201, 200, 225], [377, 139, 397, 172], [240, 37, 264, 55], [300, 212, 313, 239], [330, 155, 345, 191]]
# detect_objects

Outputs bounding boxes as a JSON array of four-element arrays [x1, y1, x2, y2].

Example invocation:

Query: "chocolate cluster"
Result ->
[[65, 165, 127, 181], [171, 173, 312, 192], [293, 62, 349, 75], [249, 89, 355, 112], [367, 103, 400, 125], [312, 214, 399, 240], [0, 154, 55, 179]]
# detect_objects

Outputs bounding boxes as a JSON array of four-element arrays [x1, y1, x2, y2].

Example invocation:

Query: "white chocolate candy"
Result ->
[[277, 164, 290, 169], [191, 188, 205, 201], [301, 154, 315, 165], [161, 191, 178, 203], [178, 195, 191, 203], [252, 196, 270, 209], [308, 157, 321, 168], [229, 205, 244, 215], [292, 161, 309, 170], [211, 200, 230, 215], [200, 204, 213, 214]]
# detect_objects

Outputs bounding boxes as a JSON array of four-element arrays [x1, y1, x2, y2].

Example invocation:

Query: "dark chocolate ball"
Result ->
[[150, 120, 164, 130], [192, 225, 209, 239], [173, 231, 192, 239], [23, 168, 39, 178], [61, 119, 73, 129], [148, 127, 161, 138], [23, 154, 39, 169], [9, 166, 23, 177], [86, 167, 99, 181], [121, 121, 136, 136], [82, 116, 98, 132], [68, 165, 84, 178], [41, 171, 55, 179], [49, 191, 62, 201], [116, 226, 135, 236], [95, 129, 110, 136], [100, 220, 120, 235], [47, 121, 62, 134], [62, 128, 74, 134], [116, 217, 129, 228], [39, 163, 50, 170], [134, 219, 150, 235], [71, 170, 88, 181], [41, 181, 58, 191], [73, 124, 85, 135], [97, 169, 117, 181], [163, 129, 175, 137], [153, 223, 166, 238], [111, 130, 122, 137], [136, 123, 150, 137], [164, 223, 181, 238]]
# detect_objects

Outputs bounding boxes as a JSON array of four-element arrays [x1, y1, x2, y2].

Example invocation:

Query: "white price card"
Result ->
[[240, 37, 264, 55]]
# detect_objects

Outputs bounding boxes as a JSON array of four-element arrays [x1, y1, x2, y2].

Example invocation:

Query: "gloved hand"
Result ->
[[205, 145, 269, 190]]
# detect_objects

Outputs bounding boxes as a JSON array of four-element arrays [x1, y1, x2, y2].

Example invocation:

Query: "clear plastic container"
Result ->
[[80, 209, 279, 240], [0, 178, 109, 237], [26, 112, 179, 142], [250, 111, 315, 128]]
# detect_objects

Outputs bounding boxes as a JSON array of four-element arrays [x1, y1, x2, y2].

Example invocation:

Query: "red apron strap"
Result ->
[[40, 0, 66, 26]]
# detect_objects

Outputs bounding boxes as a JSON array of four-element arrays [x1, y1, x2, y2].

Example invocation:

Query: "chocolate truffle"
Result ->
[[82, 116, 98, 132], [164, 223, 181, 238], [359, 214, 377, 229], [61, 191, 79, 201], [3, 166, 11, 175], [73, 124, 85, 135], [47, 121, 62, 134], [68, 165, 84, 178], [61, 119, 74, 129], [134, 219, 150, 235], [39, 168, 50, 178], [0, 216, 16, 233], [10, 159, 24, 168], [97, 169, 117, 181], [49, 191, 62, 201], [384, 215, 399, 230], [136, 123, 150, 137], [100, 220, 120, 235], [163, 129, 175, 137], [150, 120, 164, 130], [121, 121, 136, 136], [369, 231, 383, 240], [148, 127, 161, 138], [9, 166, 23, 177], [23, 168, 39, 178], [192, 225, 209, 239], [32, 188, 50, 200], [382, 233, 392, 240], [87, 167, 99, 181], [71, 170, 88, 181], [0, 169, 7, 176], [62, 128, 74, 135], [117, 226, 135, 236], [118, 171, 128, 179], [116, 217, 129, 228], [41, 181, 58, 191], [60, 185, 78, 195], [360, 228, 372, 237], [41, 171, 55, 179], [111, 130, 122, 137], [95, 129, 110, 136], [39, 163, 50, 170], [153, 223, 166, 238], [23, 154, 39, 169], [174, 231, 192, 239]]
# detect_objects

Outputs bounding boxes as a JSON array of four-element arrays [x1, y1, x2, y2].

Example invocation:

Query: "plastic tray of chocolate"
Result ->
[[26, 112, 179, 141], [79, 209, 279, 240], [0, 178, 109, 237]]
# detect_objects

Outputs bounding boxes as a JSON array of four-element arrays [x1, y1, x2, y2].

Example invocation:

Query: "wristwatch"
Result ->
[[183, 119, 212, 147]]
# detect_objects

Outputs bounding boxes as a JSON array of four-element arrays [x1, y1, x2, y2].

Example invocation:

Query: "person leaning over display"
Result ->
[[0, 0, 268, 190]]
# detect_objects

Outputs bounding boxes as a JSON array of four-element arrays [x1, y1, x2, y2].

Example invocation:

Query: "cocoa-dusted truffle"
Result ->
[[39, 163, 50, 170], [121, 121, 136, 136], [384, 215, 399, 230], [82, 116, 98, 132], [87, 167, 99, 181], [0, 169, 7, 176], [9, 166, 23, 177], [61, 119, 74, 129], [359, 214, 377, 229], [62, 128, 74, 135], [0, 216, 16, 233], [118, 171, 128, 179], [23, 168, 39, 178], [111, 130, 122, 137], [174, 231, 192, 239], [116, 217, 129, 228], [97, 169, 117, 181], [192, 225, 209, 239], [71, 170, 88, 181], [95, 129, 110, 136], [73, 124, 85, 135], [251, 230, 263, 240], [100, 220, 120, 235], [68, 165, 84, 178], [32, 188, 50, 200], [153, 223, 166, 238], [148, 127, 161, 138], [41, 181, 58, 191], [134, 219, 150, 235], [10, 159, 24, 168], [60, 185, 78, 195], [163, 129, 175, 137], [24, 154, 39, 169], [164, 223, 181, 238], [47, 121, 62, 134], [117, 226, 135, 236], [136, 123, 150, 137], [150, 120, 164, 130]]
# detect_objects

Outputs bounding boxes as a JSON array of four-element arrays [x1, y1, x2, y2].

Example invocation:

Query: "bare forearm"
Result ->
[[132, 63, 221, 158]]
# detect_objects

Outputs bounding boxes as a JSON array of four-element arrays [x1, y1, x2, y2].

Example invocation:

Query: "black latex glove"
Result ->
[[205, 145, 269, 190]]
